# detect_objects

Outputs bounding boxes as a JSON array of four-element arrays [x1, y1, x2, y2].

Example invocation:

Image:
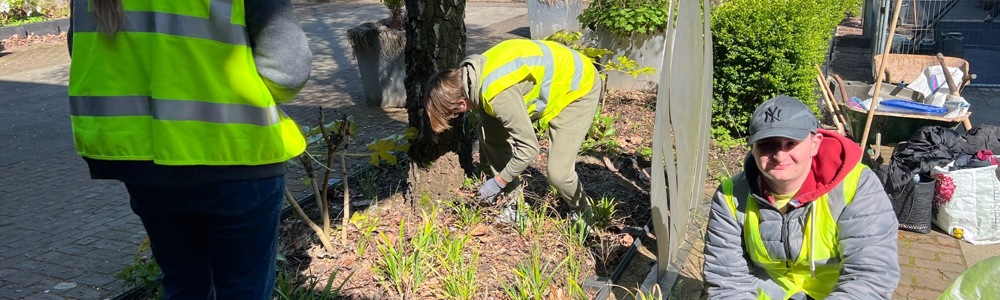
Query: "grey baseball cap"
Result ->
[[748, 95, 819, 144]]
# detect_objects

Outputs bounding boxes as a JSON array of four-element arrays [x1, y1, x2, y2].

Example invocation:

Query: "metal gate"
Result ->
[[871, 0, 1000, 86]]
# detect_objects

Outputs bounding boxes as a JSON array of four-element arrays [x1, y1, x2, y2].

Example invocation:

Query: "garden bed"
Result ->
[[274, 90, 662, 299]]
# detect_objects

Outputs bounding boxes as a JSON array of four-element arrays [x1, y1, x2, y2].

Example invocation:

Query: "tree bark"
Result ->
[[403, 0, 473, 202]]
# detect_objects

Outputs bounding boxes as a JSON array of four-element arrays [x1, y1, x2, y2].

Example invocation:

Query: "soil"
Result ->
[[276, 90, 664, 299], [0, 33, 70, 78]]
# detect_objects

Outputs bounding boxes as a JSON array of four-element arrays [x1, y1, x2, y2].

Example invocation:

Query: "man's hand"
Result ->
[[477, 177, 506, 203]]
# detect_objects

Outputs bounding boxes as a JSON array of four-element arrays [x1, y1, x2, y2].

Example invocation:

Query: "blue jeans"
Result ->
[[126, 176, 284, 300]]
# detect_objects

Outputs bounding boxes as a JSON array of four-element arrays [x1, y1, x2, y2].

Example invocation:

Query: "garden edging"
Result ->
[[0, 17, 70, 40]]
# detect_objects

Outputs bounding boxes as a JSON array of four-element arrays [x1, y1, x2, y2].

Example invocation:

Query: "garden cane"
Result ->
[[815, 65, 851, 136], [860, 0, 904, 147], [831, 74, 853, 134], [936, 53, 973, 130], [815, 72, 845, 135]]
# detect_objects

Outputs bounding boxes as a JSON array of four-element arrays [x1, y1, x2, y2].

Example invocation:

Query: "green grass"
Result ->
[[447, 201, 483, 228], [590, 196, 619, 228], [437, 232, 479, 300], [501, 245, 568, 300]]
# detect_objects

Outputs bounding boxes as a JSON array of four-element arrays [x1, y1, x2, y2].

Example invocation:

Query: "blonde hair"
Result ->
[[424, 69, 468, 133], [91, 0, 125, 35]]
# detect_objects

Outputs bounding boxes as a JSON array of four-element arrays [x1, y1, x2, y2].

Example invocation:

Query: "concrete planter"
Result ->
[[527, 0, 585, 39], [594, 26, 666, 91], [347, 19, 407, 108]]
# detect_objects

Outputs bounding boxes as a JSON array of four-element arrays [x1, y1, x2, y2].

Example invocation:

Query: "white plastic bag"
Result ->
[[942, 95, 970, 119], [931, 162, 1000, 245], [906, 66, 965, 107]]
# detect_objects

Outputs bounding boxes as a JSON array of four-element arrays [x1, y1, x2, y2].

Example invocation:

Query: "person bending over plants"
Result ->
[[424, 39, 602, 221]]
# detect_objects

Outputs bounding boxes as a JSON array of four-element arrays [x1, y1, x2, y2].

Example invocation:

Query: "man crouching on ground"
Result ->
[[703, 95, 900, 299]]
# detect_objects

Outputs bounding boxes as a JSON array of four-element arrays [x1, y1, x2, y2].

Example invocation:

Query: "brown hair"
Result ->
[[92, 0, 125, 35], [424, 68, 468, 133]]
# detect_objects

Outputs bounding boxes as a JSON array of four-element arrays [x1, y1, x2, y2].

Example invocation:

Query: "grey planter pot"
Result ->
[[594, 27, 667, 91], [347, 20, 407, 108], [527, 0, 585, 39]]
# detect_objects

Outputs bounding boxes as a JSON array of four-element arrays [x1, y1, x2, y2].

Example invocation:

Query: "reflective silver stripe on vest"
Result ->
[[72, 0, 247, 45], [482, 53, 548, 118], [569, 47, 583, 92], [70, 96, 281, 126], [530, 40, 556, 108], [827, 183, 848, 221]]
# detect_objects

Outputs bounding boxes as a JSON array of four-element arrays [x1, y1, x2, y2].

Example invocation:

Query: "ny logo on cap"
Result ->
[[764, 106, 781, 123]]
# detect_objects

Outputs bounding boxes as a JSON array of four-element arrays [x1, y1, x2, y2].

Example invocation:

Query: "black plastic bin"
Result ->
[[892, 174, 936, 234]]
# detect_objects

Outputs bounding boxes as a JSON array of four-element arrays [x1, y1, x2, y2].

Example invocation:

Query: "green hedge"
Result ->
[[711, 0, 858, 138], [1, 0, 68, 27]]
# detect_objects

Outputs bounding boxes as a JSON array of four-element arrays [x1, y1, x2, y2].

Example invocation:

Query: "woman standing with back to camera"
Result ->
[[68, 0, 312, 298]]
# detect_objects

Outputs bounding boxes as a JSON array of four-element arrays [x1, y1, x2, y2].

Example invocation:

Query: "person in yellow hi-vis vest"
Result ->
[[703, 96, 900, 299], [68, 0, 311, 298], [424, 39, 602, 221]]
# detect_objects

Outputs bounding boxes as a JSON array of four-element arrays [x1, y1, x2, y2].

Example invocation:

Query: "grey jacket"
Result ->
[[703, 131, 900, 299]]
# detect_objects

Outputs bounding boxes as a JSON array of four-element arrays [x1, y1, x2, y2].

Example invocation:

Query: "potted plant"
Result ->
[[527, 0, 586, 39], [578, 0, 670, 91], [347, 0, 406, 108]]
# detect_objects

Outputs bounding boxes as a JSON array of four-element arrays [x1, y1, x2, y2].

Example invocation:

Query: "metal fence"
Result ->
[[872, 0, 1000, 86]]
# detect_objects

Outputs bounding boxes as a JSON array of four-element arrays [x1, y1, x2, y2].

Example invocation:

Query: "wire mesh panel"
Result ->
[[877, 0, 1000, 85], [936, 20, 1000, 85]]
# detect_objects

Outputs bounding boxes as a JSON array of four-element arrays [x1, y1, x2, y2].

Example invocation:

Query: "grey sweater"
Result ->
[[69, 0, 313, 184]]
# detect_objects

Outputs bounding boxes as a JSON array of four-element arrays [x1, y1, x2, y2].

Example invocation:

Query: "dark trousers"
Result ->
[[125, 176, 285, 300]]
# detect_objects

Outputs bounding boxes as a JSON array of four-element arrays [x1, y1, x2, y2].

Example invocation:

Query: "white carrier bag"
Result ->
[[931, 162, 1000, 245]]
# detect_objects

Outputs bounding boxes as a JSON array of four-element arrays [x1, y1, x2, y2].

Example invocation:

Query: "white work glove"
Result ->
[[477, 177, 506, 203]]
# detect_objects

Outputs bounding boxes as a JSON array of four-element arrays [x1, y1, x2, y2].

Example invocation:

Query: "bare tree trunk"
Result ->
[[403, 0, 474, 202]]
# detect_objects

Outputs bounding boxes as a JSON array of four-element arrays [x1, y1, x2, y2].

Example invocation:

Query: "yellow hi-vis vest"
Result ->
[[722, 164, 867, 300], [479, 39, 597, 130], [68, 0, 305, 166]]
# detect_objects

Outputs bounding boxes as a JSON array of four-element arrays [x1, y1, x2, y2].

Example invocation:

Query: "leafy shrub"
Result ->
[[544, 30, 655, 81], [711, 0, 858, 138], [1, 0, 68, 27], [582, 109, 620, 155], [116, 237, 163, 299], [578, 0, 670, 36]]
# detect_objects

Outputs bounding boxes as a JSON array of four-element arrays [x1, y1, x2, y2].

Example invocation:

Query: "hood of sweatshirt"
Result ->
[[744, 129, 863, 207], [460, 54, 486, 107]]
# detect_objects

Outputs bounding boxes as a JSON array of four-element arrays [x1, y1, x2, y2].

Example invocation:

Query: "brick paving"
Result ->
[[895, 230, 967, 299], [0, 78, 140, 299]]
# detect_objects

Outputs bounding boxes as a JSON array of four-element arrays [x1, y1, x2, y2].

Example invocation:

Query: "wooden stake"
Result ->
[[830, 74, 853, 132], [816, 65, 852, 135], [816, 73, 845, 134], [860, 0, 905, 147]]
